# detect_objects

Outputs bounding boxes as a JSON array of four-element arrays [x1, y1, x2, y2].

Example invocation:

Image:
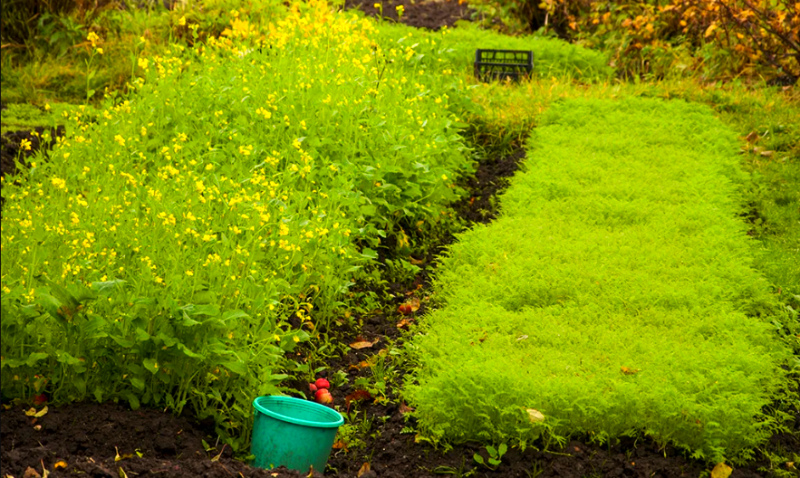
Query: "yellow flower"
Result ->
[[185, 270, 194, 276], [20, 139, 32, 151], [95, 47, 104, 55], [138, 58, 149, 70], [87, 31, 100, 47], [51, 177, 67, 190], [178, 16, 186, 26], [114, 135, 126, 146]]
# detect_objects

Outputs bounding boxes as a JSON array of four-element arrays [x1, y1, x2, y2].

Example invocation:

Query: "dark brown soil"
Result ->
[[344, 0, 475, 31]]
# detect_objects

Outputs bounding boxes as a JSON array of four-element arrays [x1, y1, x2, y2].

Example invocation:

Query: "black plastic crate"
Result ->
[[474, 49, 534, 82]]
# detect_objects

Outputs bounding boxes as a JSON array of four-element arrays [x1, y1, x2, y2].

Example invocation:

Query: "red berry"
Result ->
[[315, 389, 333, 404], [398, 304, 412, 315], [314, 378, 330, 390], [309, 383, 318, 394]]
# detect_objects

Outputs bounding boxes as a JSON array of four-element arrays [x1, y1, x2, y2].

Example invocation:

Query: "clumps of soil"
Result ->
[[452, 146, 526, 223], [344, 0, 474, 30], [0, 402, 312, 478]]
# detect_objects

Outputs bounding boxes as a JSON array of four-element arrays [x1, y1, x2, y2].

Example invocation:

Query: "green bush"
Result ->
[[0, 0, 470, 450], [406, 97, 793, 463]]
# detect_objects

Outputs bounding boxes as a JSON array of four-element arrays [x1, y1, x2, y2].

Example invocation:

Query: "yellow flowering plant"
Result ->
[[1, 0, 471, 452]]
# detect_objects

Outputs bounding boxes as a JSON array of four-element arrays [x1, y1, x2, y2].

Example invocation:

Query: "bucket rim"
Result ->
[[253, 395, 344, 429]]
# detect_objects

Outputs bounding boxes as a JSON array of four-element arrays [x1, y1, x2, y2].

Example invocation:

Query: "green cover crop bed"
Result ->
[[407, 97, 793, 462]]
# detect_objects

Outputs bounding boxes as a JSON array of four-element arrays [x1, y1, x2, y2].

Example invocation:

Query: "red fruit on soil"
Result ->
[[398, 303, 412, 315], [315, 389, 333, 404], [32, 394, 48, 406], [309, 383, 318, 394], [314, 378, 330, 390]]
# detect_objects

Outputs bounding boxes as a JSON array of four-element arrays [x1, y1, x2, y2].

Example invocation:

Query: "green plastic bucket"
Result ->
[[250, 395, 344, 473]]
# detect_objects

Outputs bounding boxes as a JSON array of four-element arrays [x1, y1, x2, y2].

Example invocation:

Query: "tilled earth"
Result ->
[[2, 3, 799, 478]]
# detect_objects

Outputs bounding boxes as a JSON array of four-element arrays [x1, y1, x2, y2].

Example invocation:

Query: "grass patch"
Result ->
[[406, 97, 794, 463]]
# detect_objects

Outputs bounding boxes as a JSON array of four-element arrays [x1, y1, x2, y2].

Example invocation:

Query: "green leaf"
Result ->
[[178, 343, 204, 359], [26, 352, 49, 367], [73, 375, 86, 395], [130, 377, 146, 391], [93, 385, 104, 403], [134, 327, 151, 342], [36, 293, 64, 321], [221, 360, 248, 375], [143, 358, 159, 374], [498, 443, 508, 457], [486, 445, 497, 457], [56, 351, 81, 366], [48, 283, 80, 309], [473, 454, 485, 465], [125, 392, 140, 410], [488, 458, 501, 466], [110, 335, 135, 348], [82, 314, 109, 340], [222, 309, 250, 322], [180, 303, 220, 317], [91, 279, 126, 295]]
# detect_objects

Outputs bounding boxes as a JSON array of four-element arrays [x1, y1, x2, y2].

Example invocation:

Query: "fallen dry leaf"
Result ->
[[398, 297, 421, 315], [620, 366, 639, 375], [53, 461, 68, 470], [357, 462, 371, 477], [744, 131, 760, 143], [331, 440, 347, 450], [349, 337, 378, 350], [399, 402, 415, 415], [526, 409, 545, 423], [409, 256, 425, 265], [759, 150, 775, 157], [396, 318, 413, 329], [345, 390, 373, 412], [24, 406, 48, 418], [710, 462, 732, 478], [22, 467, 41, 478]]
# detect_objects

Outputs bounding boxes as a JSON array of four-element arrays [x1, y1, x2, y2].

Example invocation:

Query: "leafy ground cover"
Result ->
[[1, 0, 799, 477], [407, 97, 796, 463]]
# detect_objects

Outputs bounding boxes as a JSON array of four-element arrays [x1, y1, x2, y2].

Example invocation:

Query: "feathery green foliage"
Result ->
[[406, 97, 793, 462]]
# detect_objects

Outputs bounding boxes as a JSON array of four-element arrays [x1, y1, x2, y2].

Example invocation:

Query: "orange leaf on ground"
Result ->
[[349, 337, 378, 349], [357, 462, 371, 477], [620, 366, 639, 375], [346, 390, 373, 412], [399, 402, 414, 415], [332, 440, 347, 450], [397, 318, 413, 329]]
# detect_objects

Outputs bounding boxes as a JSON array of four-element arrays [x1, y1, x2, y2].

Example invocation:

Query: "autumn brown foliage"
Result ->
[[487, 0, 799, 81]]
